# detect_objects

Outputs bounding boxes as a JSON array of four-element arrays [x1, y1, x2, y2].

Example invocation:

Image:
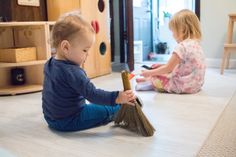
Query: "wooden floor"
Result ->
[[0, 69, 236, 157]]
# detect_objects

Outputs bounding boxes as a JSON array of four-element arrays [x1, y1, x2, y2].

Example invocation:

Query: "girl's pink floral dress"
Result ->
[[152, 39, 206, 94]]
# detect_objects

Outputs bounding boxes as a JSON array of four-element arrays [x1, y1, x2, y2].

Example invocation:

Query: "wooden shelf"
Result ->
[[0, 22, 47, 27], [0, 22, 49, 95], [0, 60, 47, 68], [47, 21, 56, 25], [0, 84, 43, 96], [0, 22, 56, 27]]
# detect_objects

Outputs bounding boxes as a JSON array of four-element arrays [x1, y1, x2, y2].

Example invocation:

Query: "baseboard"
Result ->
[[206, 58, 236, 68]]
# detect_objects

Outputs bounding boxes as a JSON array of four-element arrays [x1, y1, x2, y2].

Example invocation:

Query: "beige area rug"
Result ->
[[0, 68, 236, 157], [197, 91, 236, 157]]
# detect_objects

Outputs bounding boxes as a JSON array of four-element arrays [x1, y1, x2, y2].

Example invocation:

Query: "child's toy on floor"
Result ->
[[114, 70, 155, 137]]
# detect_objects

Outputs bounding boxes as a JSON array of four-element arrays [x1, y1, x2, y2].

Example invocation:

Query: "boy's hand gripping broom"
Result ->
[[114, 70, 155, 137]]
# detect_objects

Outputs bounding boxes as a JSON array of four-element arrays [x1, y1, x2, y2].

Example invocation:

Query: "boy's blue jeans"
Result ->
[[44, 104, 120, 132]]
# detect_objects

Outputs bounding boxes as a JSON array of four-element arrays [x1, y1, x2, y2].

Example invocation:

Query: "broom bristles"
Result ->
[[114, 101, 155, 137], [114, 70, 155, 137]]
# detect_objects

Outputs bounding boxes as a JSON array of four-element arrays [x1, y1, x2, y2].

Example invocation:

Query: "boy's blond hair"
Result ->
[[169, 9, 201, 40], [51, 10, 95, 48]]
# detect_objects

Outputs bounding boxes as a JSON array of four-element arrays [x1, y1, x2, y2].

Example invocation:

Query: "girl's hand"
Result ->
[[151, 63, 163, 69], [116, 90, 136, 106], [140, 70, 153, 78]]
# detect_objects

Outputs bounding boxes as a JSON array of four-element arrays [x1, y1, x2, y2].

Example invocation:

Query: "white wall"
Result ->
[[201, 0, 236, 64]]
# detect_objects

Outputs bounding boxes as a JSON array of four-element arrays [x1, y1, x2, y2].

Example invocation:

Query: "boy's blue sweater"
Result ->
[[42, 58, 119, 120]]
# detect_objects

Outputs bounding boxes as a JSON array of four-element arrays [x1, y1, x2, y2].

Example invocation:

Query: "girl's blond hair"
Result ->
[[169, 9, 201, 40], [51, 10, 95, 48]]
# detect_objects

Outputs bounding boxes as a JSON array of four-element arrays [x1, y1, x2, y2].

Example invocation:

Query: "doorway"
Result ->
[[110, 0, 135, 71], [133, 0, 152, 61], [133, 0, 199, 63], [110, 0, 200, 71]]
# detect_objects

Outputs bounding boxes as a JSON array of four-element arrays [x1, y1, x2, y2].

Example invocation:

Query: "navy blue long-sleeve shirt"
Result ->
[[42, 58, 119, 120]]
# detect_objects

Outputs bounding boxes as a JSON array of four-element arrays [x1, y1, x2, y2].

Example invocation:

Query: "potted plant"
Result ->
[[163, 11, 171, 23], [163, 11, 171, 18], [156, 42, 168, 54]]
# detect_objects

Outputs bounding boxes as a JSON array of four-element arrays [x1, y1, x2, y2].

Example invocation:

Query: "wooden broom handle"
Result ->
[[121, 70, 131, 91]]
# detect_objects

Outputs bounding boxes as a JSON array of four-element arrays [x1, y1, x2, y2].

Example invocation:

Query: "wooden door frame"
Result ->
[[195, 0, 201, 20], [119, 0, 134, 71], [109, 0, 115, 62]]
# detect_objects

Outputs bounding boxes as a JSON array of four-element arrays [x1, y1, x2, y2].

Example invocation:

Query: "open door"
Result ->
[[133, 0, 153, 61]]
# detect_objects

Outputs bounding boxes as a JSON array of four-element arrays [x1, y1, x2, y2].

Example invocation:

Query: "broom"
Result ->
[[114, 70, 155, 137]]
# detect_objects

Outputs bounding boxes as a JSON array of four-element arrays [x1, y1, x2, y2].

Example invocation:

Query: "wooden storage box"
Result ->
[[0, 0, 47, 21], [0, 47, 37, 63]]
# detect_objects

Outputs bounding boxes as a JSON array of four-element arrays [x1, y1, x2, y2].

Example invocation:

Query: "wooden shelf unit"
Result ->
[[0, 0, 113, 95], [0, 22, 51, 95], [0, 84, 43, 96]]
